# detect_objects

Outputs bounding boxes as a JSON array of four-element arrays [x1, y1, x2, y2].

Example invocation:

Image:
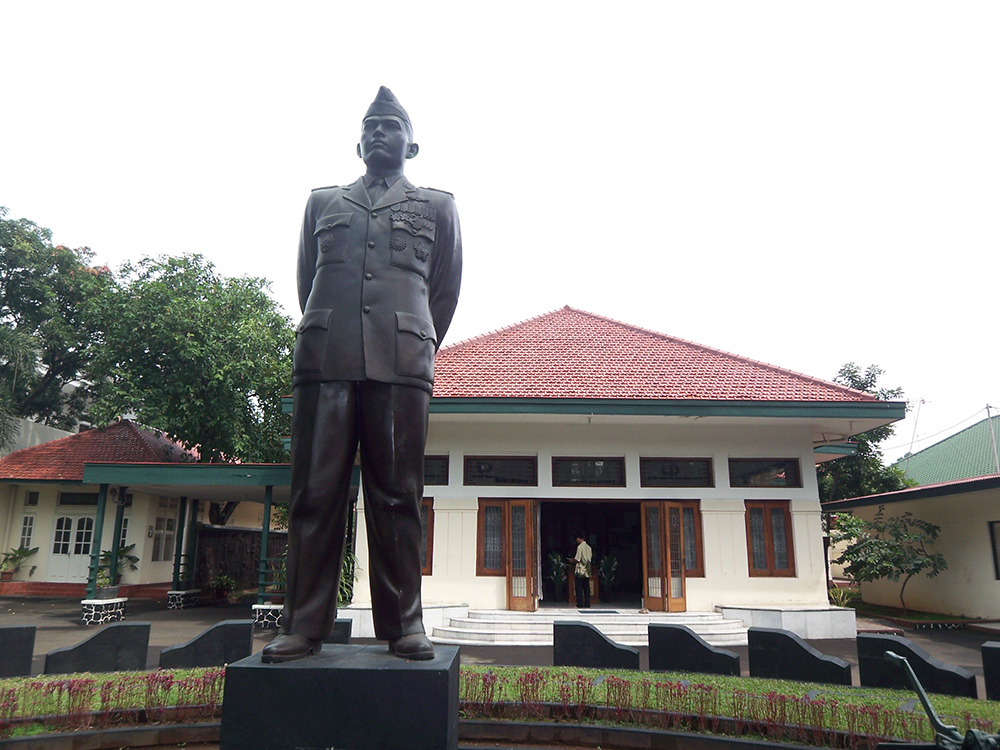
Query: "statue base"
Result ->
[[219, 643, 459, 750]]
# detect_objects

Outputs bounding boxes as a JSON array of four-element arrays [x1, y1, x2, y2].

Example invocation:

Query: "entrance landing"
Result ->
[[430, 608, 748, 648]]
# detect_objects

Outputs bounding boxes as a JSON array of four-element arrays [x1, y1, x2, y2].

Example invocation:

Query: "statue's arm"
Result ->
[[428, 194, 462, 349], [297, 197, 318, 313]]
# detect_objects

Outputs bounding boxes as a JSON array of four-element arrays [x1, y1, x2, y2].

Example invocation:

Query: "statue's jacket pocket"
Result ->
[[395, 311, 437, 381], [293, 308, 332, 374], [314, 213, 353, 267], [389, 202, 436, 279]]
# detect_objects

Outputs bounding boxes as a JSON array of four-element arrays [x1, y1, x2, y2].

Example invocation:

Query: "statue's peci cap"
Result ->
[[364, 86, 411, 131]]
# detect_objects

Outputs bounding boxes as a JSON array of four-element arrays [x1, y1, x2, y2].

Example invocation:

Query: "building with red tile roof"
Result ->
[[349, 307, 907, 640], [433, 306, 874, 402], [0, 419, 194, 482], [0, 307, 906, 640]]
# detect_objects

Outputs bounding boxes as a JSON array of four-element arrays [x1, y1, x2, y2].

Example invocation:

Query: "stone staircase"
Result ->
[[429, 608, 748, 647]]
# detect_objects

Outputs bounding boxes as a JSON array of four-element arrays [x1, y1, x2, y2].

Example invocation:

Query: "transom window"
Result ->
[[24, 491, 39, 507], [424, 456, 449, 486], [464, 456, 537, 486], [58, 492, 99, 506], [729, 458, 802, 488], [640, 458, 714, 488], [552, 457, 625, 487]]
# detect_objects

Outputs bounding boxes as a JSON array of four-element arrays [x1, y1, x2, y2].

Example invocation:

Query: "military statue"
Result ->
[[262, 87, 462, 663]]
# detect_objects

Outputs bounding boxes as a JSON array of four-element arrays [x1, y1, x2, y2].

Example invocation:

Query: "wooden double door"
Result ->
[[640, 501, 687, 612], [497, 499, 686, 613]]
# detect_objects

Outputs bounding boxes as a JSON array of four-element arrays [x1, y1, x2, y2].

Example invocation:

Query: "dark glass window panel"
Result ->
[[552, 458, 625, 487], [645, 505, 662, 598], [729, 459, 802, 488], [465, 457, 537, 486], [511, 505, 527, 598], [483, 506, 503, 569], [59, 492, 99, 506], [424, 456, 449, 486], [682, 507, 698, 571], [770, 508, 789, 570], [640, 458, 713, 487], [24, 491, 39, 507], [991, 522, 1000, 580], [748, 507, 768, 570]]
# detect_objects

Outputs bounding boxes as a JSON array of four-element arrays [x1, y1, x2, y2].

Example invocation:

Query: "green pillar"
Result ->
[[172, 496, 188, 589], [86, 483, 109, 599], [108, 486, 127, 585], [258, 485, 273, 604], [183, 499, 199, 589]]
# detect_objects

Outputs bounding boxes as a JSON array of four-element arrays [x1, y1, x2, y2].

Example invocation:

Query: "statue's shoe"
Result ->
[[389, 633, 434, 661], [261, 633, 324, 663]]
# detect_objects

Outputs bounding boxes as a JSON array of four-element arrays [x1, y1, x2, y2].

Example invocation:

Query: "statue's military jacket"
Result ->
[[293, 176, 462, 393]]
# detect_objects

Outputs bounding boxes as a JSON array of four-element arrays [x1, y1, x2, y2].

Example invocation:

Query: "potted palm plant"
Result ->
[[547, 551, 568, 601], [597, 554, 618, 602], [1, 546, 38, 582]]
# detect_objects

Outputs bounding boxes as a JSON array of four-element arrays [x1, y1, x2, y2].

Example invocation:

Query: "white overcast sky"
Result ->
[[2, 1, 998, 464]]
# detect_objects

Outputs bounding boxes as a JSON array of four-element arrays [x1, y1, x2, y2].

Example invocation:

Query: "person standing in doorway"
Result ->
[[569, 532, 593, 608]]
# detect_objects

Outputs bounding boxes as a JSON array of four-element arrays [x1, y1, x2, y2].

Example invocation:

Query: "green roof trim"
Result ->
[[281, 394, 904, 421], [815, 444, 858, 457], [824, 474, 1000, 510], [893, 414, 1000, 486], [426, 397, 906, 420], [83, 463, 292, 487]]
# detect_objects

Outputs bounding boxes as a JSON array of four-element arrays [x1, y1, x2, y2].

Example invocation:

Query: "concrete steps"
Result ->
[[429, 608, 748, 647]]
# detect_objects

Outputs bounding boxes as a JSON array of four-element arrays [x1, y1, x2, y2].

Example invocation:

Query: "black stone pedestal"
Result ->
[[219, 644, 459, 750]]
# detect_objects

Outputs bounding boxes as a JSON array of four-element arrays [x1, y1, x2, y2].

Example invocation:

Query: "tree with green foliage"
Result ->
[[816, 363, 912, 503], [86, 254, 293, 465], [830, 505, 947, 614], [0, 207, 115, 433]]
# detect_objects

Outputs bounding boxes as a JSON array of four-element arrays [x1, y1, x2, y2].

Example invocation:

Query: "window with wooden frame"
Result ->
[[424, 456, 449, 486], [729, 458, 802, 488], [640, 458, 714, 488], [420, 498, 434, 575], [552, 457, 625, 487], [680, 501, 705, 577], [465, 456, 537, 486], [745, 500, 795, 577], [477, 500, 506, 576]]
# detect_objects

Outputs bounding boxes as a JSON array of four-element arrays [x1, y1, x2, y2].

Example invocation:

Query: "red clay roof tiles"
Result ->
[[0, 420, 195, 481], [433, 306, 876, 402]]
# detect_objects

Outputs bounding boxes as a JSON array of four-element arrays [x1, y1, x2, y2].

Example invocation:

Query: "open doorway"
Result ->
[[538, 501, 642, 608]]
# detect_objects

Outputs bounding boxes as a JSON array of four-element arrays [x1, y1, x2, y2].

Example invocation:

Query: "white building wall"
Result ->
[[354, 416, 828, 612], [851, 489, 1000, 619], [0, 483, 181, 585]]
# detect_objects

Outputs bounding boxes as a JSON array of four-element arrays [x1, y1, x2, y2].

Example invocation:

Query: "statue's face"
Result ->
[[359, 115, 415, 171]]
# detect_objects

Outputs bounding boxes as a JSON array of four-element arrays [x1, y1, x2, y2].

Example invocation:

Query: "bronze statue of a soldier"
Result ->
[[262, 87, 462, 663]]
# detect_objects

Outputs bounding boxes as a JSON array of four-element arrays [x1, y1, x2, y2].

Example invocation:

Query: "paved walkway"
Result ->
[[2, 596, 996, 692]]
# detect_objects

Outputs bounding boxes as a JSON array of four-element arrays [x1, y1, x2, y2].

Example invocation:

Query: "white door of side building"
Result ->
[[49, 515, 95, 582]]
